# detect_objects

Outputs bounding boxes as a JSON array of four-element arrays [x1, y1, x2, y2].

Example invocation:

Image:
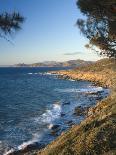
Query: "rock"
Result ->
[[50, 124, 60, 136], [66, 120, 74, 126], [21, 142, 44, 152], [61, 113, 65, 117], [73, 106, 89, 116], [66, 120, 73, 124], [63, 102, 70, 106], [96, 96, 103, 101], [50, 130, 59, 136], [6, 143, 45, 155], [51, 124, 60, 130]]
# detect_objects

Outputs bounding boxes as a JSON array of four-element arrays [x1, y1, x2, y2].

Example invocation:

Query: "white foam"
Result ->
[[34, 103, 61, 125], [28, 72, 38, 75], [55, 87, 103, 94], [18, 140, 35, 150], [47, 123, 54, 129], [28, 73, 33, 75], [69, 79, 75, 81], [18, 132, 42, 150], [4, 149, 14, 155], [39, 72, 52, 76], [42, 103, 61, 123], [4, 133, 42, 155], [40, 72, 59, 76], [45, 72, 52, 75]]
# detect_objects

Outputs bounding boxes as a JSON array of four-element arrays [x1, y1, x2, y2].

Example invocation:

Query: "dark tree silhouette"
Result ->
[[0, 12, 24, 41], [76, 0, 116, 59]]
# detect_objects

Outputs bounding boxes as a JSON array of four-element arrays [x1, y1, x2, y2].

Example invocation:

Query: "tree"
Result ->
[[0, 12, 24, 42], [76, 0, 116, 59]]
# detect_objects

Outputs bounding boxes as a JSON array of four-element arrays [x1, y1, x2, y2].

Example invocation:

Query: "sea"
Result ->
[[0, 67, 109, 155]]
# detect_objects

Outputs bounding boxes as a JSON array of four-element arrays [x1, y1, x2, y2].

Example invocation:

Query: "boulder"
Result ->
[[61, 113, 65, 117], [6, 142, 45, 155], [63, 102, 70, 106], [51, 124, 60, 130], [50, 124, 60, 136], [73, 106, 90, 116]]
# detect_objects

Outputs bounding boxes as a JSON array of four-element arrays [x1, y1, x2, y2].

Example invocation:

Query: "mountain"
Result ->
[[15, 59, 93, 67]]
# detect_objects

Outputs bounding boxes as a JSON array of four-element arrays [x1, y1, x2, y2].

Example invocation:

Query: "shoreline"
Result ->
[[4, 59, 116, 155], [4, 79, 109, 155], [49, 69, 113, 88], [38, 59, 116, 155]]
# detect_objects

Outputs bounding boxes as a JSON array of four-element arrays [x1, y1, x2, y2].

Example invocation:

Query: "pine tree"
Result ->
[[0, 12, 24, 41], [76, 0, 116, 59]]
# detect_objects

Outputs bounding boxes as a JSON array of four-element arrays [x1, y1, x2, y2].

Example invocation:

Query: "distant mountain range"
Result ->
[[14, 59, 93, 67]]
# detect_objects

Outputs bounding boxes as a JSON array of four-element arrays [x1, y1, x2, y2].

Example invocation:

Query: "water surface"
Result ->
[[0, 67, 109, 154]]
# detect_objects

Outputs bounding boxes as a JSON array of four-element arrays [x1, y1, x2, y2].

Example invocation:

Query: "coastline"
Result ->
[[49, 69, 114, 88], [5, 59, 116, 155], [4, 79, 108, 155], [38, 59, 116, 155]]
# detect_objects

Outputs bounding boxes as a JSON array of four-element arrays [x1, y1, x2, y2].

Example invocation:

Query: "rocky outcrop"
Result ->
[[51, 69, 115, 88], [73, 106, 90, 116]]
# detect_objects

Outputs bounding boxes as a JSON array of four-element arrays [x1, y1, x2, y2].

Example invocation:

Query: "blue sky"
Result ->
[[0, 0, 100, 65]]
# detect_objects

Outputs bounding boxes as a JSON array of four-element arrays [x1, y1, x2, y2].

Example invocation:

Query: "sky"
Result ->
[[0, 0, 101, 65]]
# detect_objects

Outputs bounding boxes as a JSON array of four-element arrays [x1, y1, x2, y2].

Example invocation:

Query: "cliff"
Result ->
[[37, 59, 116, 155]]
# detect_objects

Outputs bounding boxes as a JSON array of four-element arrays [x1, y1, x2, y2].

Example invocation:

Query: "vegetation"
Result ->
[[0, 12, 24, 41], [76, 0, 116, 59], [75, 58, 116, 72]]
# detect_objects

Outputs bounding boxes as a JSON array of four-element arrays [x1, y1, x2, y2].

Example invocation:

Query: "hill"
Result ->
[[15, 59, 92, 67]]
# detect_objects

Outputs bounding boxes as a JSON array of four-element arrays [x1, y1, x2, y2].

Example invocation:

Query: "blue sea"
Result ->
[[0, 67, 109, 154]]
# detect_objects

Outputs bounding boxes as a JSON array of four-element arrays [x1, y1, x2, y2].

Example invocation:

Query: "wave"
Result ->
[[27, 72, 54, 76], [27, 72, 38, 75], [55, 86, 103, 94], [4, 149, 14, 155], [34, 103, 61, 124], [44, 72, 52, 75], [47, 123, 54, 129], [39, 72, 56, 76], [4, 102, 61, 155], [69, 79, 75, 81], [18, 133, 42, 150], [4, 133, 42, 155]]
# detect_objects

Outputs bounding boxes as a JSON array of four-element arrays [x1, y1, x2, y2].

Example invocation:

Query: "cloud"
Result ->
[[64, 52, 83, 56]]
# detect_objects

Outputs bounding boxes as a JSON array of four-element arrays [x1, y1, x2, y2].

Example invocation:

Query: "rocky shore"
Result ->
[[49, 59, 116, 89], [6, 59, 116, 155], [37, 59, 116, 155], [50, 69, 114, 88]]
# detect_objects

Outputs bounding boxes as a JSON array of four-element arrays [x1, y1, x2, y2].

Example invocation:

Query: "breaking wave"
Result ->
[[34, 103, 61, 124], [55, 86, 103, 94]]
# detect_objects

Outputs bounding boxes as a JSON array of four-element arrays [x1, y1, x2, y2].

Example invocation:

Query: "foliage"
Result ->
[[0, 12, 24, 41], [76, 0, 116, 59], [75, 58, 116, 72]]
